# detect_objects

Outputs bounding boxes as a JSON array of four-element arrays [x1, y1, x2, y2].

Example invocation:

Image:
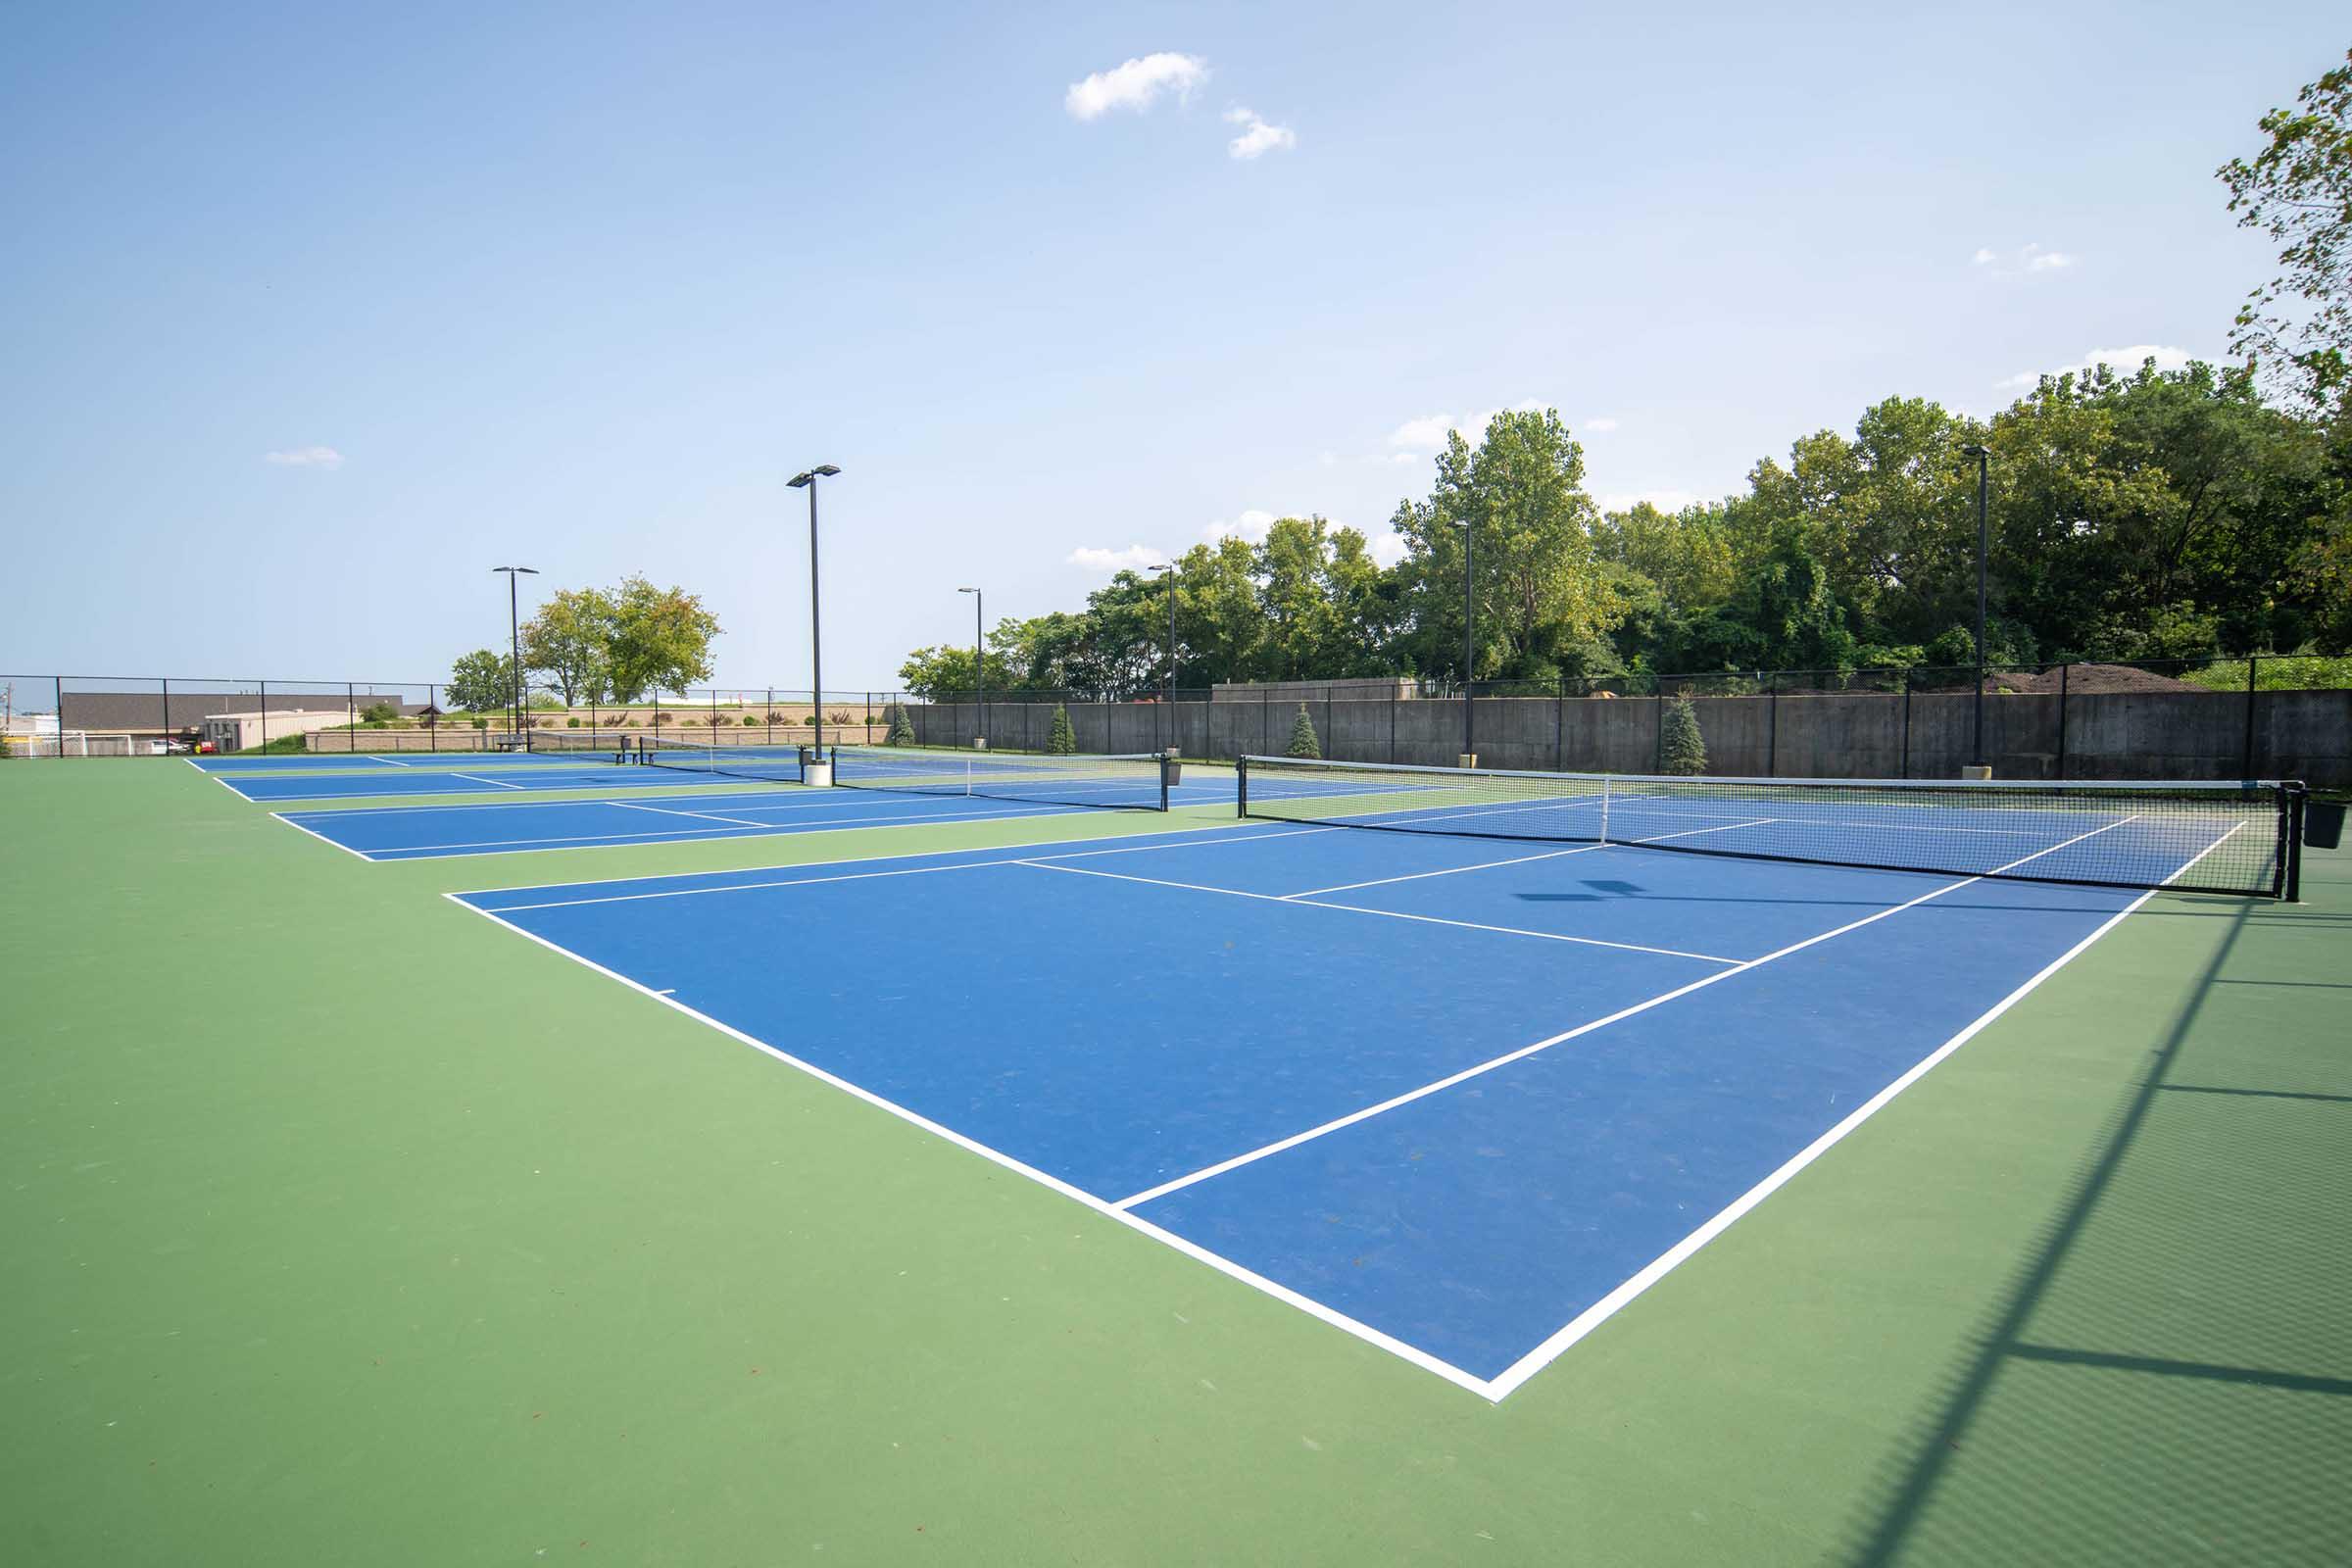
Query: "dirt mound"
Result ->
[[1982, 662, 2205, 695]]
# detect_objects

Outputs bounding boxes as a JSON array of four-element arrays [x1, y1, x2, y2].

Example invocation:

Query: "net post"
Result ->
[[2242, 656, 2259, 778], [2282, 784, 2303, 903], [1236, 755, 1250, 818]]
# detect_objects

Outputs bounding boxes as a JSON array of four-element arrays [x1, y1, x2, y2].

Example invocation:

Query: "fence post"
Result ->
[[428, 685, 437, 749], [346, 682, 356, 753], [1391, 688, 1398, 763], [160, 677, 170, 756], [54, 675, 64, 759], [2055, 662, 2068, 779], [258, 679, 268, 754], [1653, 689, 1664, 772], [1554, 678, 1564, 770], [1767, 670, 1778, 777], [2243, 656, 2260, 777], [1262, 689, 1270, 757], [1899, 671, 1911, 779]]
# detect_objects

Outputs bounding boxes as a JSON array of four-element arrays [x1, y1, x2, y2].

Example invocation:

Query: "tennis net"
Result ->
[[1237, 756, 2305, 899], [528, 729, 630, 760], [639, 734, 804, 784], [830, 745, 1169, 811]]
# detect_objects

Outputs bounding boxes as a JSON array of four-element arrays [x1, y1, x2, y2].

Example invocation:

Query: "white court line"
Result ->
[[1018, 859, 1744, 965], [1272, 817, 1783, 900], [447, 772, 530, 790], [346, 801, 1115, 858], [471, 826, 1339, 913], [611, 800, 773, 828], [1110, 814, 2143, 1213], [1281, 844, 1607, 899], [451, 808, 2217, 1402], [445, 894, 1494, 1399], [1483, 813, 2237, 1398], [271, 775, 1036, 818], [268, 810, 377, 861]]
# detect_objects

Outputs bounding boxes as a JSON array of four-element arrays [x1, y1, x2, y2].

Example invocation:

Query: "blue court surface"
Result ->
[[219, 761, 742, 802], [450, 820, 2170, 1398], [190, 749, 617, 773], [275, 783, 1200, 859], [270, 769, 1250, 858]]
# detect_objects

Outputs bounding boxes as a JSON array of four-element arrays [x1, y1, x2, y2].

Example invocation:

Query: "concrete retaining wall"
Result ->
[[906, 688, 2352, 786]]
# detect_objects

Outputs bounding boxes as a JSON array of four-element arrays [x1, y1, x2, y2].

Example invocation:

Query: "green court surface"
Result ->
[[3, 761, 2345, 1566]]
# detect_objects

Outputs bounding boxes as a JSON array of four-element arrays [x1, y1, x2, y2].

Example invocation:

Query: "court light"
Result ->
[[787, 466, 842, 753]]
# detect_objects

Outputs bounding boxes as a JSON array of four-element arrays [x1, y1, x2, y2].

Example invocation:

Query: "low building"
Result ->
[[199, 710, 355, 754]]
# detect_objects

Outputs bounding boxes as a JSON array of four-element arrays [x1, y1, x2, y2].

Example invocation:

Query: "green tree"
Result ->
[[1046, 704, 1078, 754], [522, 587, 617, 705], [1285, 703, 1321, 759], [1392, 410, 1624, 681], [897, 641, 1022, 700], [605, 577, 721, 703], [887, 704, 916, 746], [1173, 536, 1264, 685], [446, 649, 514, 713], [2221, 48, 2352, 412], [360, 701, 400, 725], [1659, 696, 1706, 775]]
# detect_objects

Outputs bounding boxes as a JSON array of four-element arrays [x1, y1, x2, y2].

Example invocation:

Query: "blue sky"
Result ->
[[2, 2, 2341, 692]]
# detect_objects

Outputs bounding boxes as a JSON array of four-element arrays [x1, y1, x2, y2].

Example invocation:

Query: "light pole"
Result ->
[[1961, 443, 1990, 770], [958, 587, 982, 746], [492, 565, 537, 749], [1149, 563, 1175, 753], [787, 465, 842, 756], [1449, 516, 1475, 762]]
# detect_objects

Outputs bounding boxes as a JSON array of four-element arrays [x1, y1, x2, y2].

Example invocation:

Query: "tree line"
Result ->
[[446, 576, 720, 712], [899, 50, 2352, 700]]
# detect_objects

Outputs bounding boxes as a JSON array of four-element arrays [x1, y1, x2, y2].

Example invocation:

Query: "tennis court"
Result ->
[[270, 747, 1241, 857], [448, 762, 2287, 1395], [7, 750, 2345, 1565]]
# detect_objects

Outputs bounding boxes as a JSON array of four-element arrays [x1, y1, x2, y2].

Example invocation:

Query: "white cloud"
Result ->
[[1973, 241, 2075, 277], [1994, 343, 2199, 391], [1366, 530, 1409, 568], [1066, 544, 1166, 571], [1224, 106, 1296, 160], [1583, 416, 1619, 433], [1202, 509, 1277, 546], [1597, 489, 1699, 514], [2082, 343, 2193, 372], [263, 445, 344, 468], [1385, 402, 1545, 453], [1065, 53, 1206, 121]]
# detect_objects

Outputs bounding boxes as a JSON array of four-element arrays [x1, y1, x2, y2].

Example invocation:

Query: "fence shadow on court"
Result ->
[[1839, 869, 2352, 1564]]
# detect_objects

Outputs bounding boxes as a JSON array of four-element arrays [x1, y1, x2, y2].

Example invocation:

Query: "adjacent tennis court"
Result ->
[[449, 781, 2254, 1395], [271, 748, 1241, 857]]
